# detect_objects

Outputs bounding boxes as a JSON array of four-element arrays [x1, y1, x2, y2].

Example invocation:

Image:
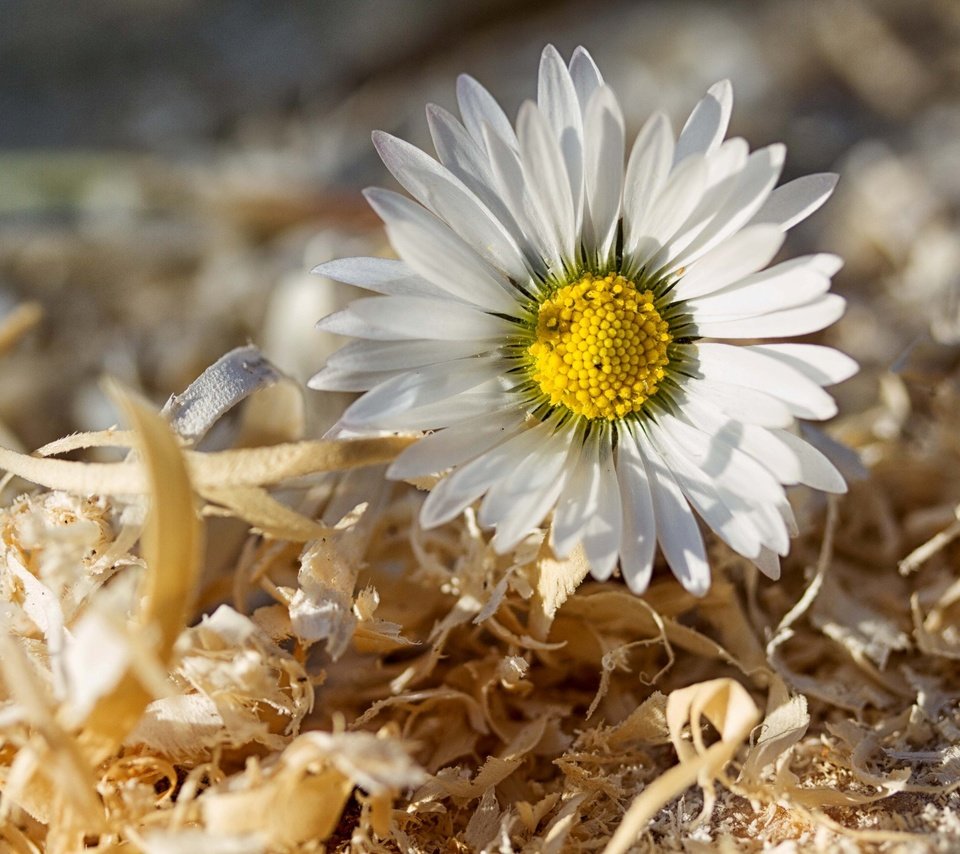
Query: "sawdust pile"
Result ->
[[2, 294, 960, 852]]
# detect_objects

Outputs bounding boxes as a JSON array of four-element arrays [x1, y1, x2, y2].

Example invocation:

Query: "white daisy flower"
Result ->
[[309, 45, 857, 595]]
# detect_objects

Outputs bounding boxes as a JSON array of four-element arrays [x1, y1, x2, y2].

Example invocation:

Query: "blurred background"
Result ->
[[1, 0, 958, 450]]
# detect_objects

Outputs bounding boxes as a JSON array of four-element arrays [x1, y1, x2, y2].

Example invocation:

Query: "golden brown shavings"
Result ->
[[3, 355, 960, 852]]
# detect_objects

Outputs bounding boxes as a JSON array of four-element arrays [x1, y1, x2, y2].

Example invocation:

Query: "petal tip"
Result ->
[[709, 78, 734, 100], [314, 312, 338, 331], [623, 572, 652, 596], [306, 370, 328, 390], [684, 577, 711, 598], [455, 72, 479, 97], [768, 141, 787, 164], [540, 43, 562, 62]]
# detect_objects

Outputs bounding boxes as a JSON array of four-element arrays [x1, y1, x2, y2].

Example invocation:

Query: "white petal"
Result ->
[[489, 471, 568, 553], [686, 256, 832, 319], [688, 275, 830, 322], [478, 418, 570, 526], [622, 112, 674, 259], [310, 331, 493, 390], [427, 103, 487, 176], [385, 221, 518, 315], [661, 416, 792, 554], [373, 131, 531, 284], [750, 344, 858, 386], [615, 429, 657, 593], [635, 138, 743, 274], [371, 385, 513, 431], [420, 463, 497, 530], [694, 294, 846, 339], [755, 501, 791, 555], [582, 86, 625, 265], [751, 173, 838, 231], [457, 73, 517, 150], [484, 422, 577, 551], [627, 154, 708, 270], [308, 366, 397, 392], [364, 189, 518, 313], [778, 499, 799, 539], [677, 392, 807, 485], [420, 423, 551, 527], [550, 433, 598, 558], [643, 137, 749, 270], [647, 421, 762, 558], [388, 408, 526, 480], [316, 307, 408, 341], [426, 104, 534, 260], [583, 443, 623, 582], [341, 355, 505, 428], [344, 294, 514, 340], [703, 136, 750, 189], [682, 377, 794, 428], [517, 101, 578, 269], [809, 254, 844, 277], [694, 343, 838, 420], [483, 123, 562, 271], [323, 337, 494, 375], [800, 423, 867, 482], [769, 428, 847, 493], [538, 44, 584, 228], [670, 396, 806, 548], [313, 257, 450, 300], [674, 79, 733, 164], [634, 428, 711, 596], [672, 224, 785, 301], [568, 46, 604, 110], [752, 546, 781, 581], [663, 144, 786, 272], [650, 413, 791, 554]]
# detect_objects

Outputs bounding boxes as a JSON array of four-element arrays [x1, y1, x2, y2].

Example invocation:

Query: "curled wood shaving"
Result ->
[[0, 435, 416, 495], [74, 385, 200, 766], [605, 679, 761, 854]]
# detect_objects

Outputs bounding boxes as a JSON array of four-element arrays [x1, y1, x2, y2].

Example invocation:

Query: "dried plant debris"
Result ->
[[0, 347, 958, 853]]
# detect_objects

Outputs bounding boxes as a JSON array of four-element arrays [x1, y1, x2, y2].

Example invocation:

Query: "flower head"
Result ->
[[310, 45, 857, 595]]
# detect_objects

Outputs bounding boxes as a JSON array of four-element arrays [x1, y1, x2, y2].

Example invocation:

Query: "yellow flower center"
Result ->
[[527, 272, 672, 420]]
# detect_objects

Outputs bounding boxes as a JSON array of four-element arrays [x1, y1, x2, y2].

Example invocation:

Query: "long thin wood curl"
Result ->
[[0, 435, 418, 495]]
